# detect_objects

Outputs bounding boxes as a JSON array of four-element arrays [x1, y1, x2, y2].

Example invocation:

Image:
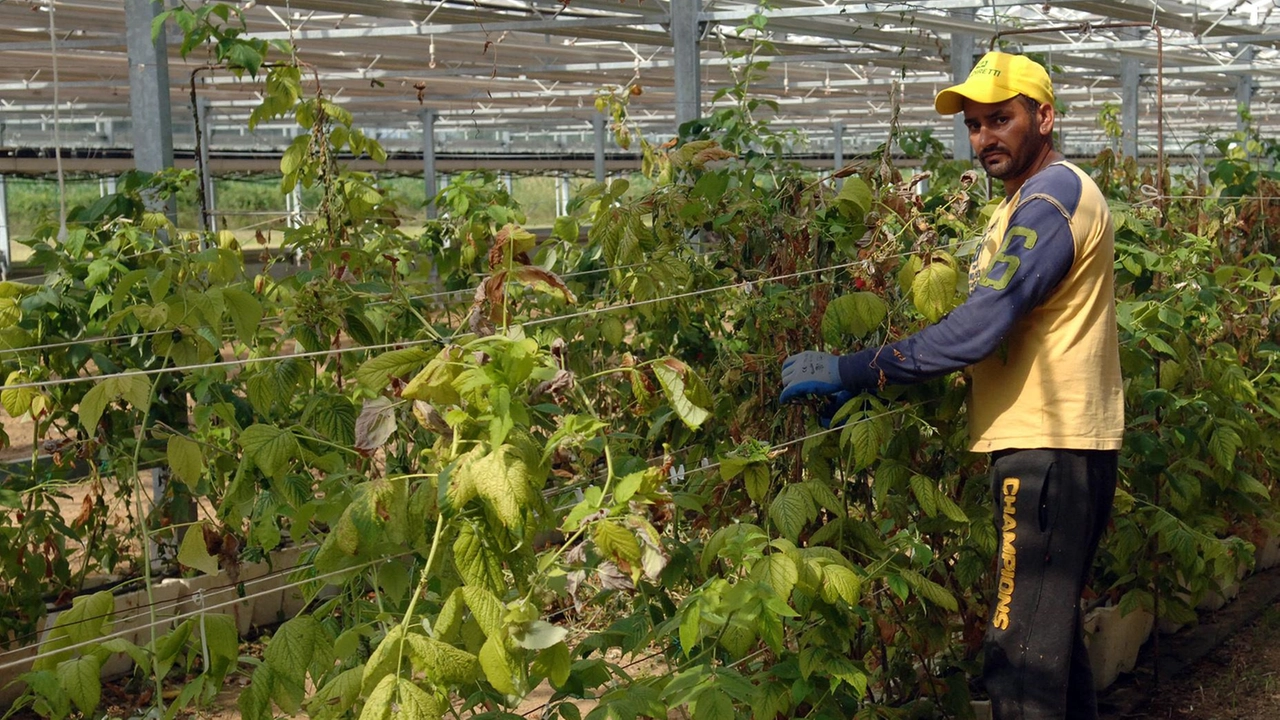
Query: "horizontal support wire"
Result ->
[[0, 260, 653, 358], [0, 257, 908, 662], [1, 259, 865, 393], [0, 553, 401, 672], [0, 398, 938, 673]]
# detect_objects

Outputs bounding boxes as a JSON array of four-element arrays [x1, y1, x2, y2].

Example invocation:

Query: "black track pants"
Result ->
[[982, 448, 1118, 720]]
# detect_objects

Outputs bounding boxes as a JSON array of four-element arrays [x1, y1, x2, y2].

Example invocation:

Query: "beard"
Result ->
[[978, 128, 1046, 181]]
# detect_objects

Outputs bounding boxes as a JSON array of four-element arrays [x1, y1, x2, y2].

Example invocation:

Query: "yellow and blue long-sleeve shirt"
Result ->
[[838, 161, 1124, 452]]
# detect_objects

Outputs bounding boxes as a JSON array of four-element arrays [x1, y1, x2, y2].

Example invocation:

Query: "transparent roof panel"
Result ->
[[0, 0, 1278, 166]]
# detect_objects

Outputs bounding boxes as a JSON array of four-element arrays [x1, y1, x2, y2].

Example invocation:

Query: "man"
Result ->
[[779, 52, 1124, 719]]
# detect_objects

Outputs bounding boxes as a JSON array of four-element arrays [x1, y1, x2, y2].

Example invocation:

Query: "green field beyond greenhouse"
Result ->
[[3, 2, 1280, 720]]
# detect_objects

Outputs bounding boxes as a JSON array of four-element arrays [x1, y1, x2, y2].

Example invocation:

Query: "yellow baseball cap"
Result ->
[[934, 51, 1054, 115]]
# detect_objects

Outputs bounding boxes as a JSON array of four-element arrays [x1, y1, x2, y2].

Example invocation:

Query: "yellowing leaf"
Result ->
[[822, 292, 888, 342], [653, 358, 710, 430], [912, 260, 959, 323], [593, 521, 642, 567], [167, 435, 204, 488], [507, 267, 577, 304], [478, 636, 518, 695], [751, 554, 798, 601], [178, 522, 220, 575], [403, 633, 480, 685], [467, 446, 533, 529], [402, 347, 463, 405], [820, 565, 863, 605], [56, 655, 101, 716]]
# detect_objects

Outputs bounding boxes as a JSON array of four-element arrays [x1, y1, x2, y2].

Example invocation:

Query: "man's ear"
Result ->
[[1037, 103, 1055, 137]]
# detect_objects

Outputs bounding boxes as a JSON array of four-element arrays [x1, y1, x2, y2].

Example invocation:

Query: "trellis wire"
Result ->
[[0, 396, 933, 665], [0, 552, 402, 673], [0, 259, 864, 393], [0, 259, 657, 358]]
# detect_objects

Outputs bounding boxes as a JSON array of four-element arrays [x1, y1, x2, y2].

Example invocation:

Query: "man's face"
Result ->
[[962, 97, 1052, 185]]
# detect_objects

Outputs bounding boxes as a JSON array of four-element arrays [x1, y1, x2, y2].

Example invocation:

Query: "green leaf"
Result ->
[[356, 347, 434, 391], [0, 297, 21, 328], [478, 636, 518, 695], [245, 357, 309, 415], [133, 302, 169, 330], [359, 674, 397, 720], [305, 394, 357, 446], [553, 216, 580, 243], [653, 358, 710, 430], [361, 626, 405, 697], [910, 475, 938, 518], [178, 522, 220, 575], [467, 446, 533, 529], [203, 614, 240, 681], [77, 374, 153, 430], [167, 435, 204, 488], [533, 642, 572, 688], [842, 418, 881, 472], [99, 638, 149, 669], [912, 260, 959, 322], [264, 615, 324, 686], [309, 666, 364, 716], [433, 589, 465, 641], [679, 600, 702, 655], [822, 292, 888, 342], [223, 287, 264, 345], [403, 633, 480, 684], [751, 554, 798, 601], [239, 424, 301, 480], [228, 42, 264, 76], [460, 586, 505, 638], [453, 523, 505, 594], [836, 177, 873, 218], [900, 570, 958, 612], [695, 688, 734, 720], [744, 464, 770, 505], [394, 678, 443, 720], [769, 485, 814, 542], [57, 656, 101, 716], [1209, 425, 1242, 472]]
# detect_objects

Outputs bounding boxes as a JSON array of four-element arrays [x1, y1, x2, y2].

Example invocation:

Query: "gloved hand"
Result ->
[[780, 350, 845, 404], [819, 390, 855, 429]]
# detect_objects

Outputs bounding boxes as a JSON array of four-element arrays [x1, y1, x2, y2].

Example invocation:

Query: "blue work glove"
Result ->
[[819, 390, 856, 429], [780, 350, 845, 404]]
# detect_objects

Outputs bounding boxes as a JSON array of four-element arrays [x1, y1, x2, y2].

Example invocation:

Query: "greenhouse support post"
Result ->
[[949, 9, 975, 163], [0, 174, 9, 280], [124, 0, 176, 222], [672, 0, 702, 130], [1238, 45, 1255, 134], [1121, 32, 1141, 159], [832, 121, 844, 188], [593, 112, 607, 184], [419, 108, 438, 219]]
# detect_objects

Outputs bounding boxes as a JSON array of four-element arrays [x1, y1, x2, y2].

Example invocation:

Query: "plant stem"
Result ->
[[131, 365, 173, 717], [394, 512, 447, 679]]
